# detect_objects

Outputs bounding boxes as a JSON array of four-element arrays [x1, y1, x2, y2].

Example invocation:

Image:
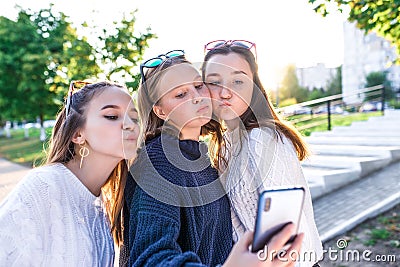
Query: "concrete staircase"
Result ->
[[303, 109, 400, 199]]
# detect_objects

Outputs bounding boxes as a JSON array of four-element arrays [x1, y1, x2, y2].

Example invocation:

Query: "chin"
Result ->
[[185, 117, 211, 128], [218, 110, 239, 121], [122, 151, 138, 160]]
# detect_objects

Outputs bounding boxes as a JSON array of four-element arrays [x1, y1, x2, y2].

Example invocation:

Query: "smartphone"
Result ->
[[251, 187, 305, 253]]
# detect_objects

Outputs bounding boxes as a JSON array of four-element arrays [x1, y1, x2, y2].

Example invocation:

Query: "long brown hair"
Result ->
[[201, 45, 310, 170], [137, 55, 223, 154], [46, 81, 128, 246]]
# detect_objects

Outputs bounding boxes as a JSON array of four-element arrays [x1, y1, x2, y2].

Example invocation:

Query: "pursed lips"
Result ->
[[124, 135, 137, 141], [197, 105, 210, 113], [220, 100, 232, 107]]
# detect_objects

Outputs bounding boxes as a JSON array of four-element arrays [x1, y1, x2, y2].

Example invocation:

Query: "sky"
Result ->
[[1, 0, 347, 88]]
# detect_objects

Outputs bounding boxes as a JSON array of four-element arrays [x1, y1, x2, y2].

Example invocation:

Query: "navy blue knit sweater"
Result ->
[[120, 134, 233, 267]]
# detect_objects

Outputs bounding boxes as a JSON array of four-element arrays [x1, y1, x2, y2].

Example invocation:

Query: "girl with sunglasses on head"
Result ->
[[0, 81, 139, 266], [202, 40, 323, 267], [120, 50, 304, 267]]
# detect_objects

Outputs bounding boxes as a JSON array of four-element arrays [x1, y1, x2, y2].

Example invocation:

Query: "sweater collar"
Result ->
[[55, 163, 101, 205]]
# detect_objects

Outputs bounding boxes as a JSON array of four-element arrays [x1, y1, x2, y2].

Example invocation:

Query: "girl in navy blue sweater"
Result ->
[[120, 50, 304, 267]]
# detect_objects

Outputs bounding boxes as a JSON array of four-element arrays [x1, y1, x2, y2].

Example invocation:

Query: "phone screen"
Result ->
[[251, 187, 305, 253]]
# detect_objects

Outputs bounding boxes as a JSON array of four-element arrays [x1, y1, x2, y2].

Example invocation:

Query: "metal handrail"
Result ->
[[277, 85, 385, 132]]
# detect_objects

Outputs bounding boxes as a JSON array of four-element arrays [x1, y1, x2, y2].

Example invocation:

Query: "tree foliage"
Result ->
[[96, 10, 156, 90], [0, 5, 155, 127], [326, 65, 342, 95], [308, 0, 400, 63], [279, 64, 310, 103], [280, 64, 299, 100], [365, 71, 395, 100]]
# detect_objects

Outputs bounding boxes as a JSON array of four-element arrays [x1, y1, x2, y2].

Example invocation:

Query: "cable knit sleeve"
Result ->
[[226, 127, 323, 266], [249, 128, 324, 265], [0, 173, 49, 265], [128, 185, 206, 267]]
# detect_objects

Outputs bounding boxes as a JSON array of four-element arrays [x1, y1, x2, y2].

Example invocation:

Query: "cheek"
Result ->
[[200, 87, 211, 98]]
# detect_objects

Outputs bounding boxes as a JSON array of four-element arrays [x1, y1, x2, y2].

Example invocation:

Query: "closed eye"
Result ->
[[105, 115, 118, 120], [207, 81, 221, 86], [194, 83, 204, 90], [176, 91, 187, 98], [130, 118, 139, 124]]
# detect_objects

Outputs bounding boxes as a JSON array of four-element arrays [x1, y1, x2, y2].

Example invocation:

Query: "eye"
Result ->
[[194, 82, 204, 90], [131, 118, 139, 124], [176, 91, 187, 98], [105, 115, 118, 120], [233, 79, 244, 85], [206, 81, 222, 89], [207, 80, 221, 86]]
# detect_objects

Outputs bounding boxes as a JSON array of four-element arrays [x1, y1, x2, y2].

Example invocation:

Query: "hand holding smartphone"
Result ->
[[251, 187, 305, 253]]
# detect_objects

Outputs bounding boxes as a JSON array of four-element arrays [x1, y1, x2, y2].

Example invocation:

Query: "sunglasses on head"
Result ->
[[140, 49, 185, 86], [65, 80, 92, 116], [204, 40, 257, 60]]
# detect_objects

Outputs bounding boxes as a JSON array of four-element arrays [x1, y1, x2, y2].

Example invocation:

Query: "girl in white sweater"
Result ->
[[202, 40, 323, 267], [0, 81, 139, 266]]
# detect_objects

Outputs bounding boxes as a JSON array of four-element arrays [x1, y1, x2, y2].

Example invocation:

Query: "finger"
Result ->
[[286, 232, 304, 261], [237, 231, 254, 252], [267, 223, 295, 252]]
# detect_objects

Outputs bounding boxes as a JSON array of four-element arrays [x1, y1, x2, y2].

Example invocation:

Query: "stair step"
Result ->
[[305, 136, 400, 146], [309, 144, 400, 162], [349, 120, 400, 129], [311, 129, 400, 137], [302, 165, 360, 199], [302, 154, 391, 177], [304, 111, 400, 198]]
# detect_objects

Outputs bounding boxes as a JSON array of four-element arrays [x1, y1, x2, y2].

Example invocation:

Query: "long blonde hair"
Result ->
[[137, 56, 223, 150], [46, 81, 128, 246]]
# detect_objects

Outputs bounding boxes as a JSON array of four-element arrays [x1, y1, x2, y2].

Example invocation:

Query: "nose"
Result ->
[[123, 115, 137, 131], [191, 87, 204, 104], [219, 85, 232, 99]]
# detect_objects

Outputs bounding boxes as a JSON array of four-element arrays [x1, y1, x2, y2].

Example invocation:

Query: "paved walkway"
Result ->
[[313, 160, 400, 242], [1, 157, 399, 244], [0, 158, 29, 202]]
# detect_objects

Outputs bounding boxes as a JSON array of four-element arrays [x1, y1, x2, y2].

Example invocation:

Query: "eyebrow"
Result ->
[[100, 105, 120, 110], [101, 105, 120, 110], [206, 70, 247, 78], [101, 105, 138, 113], [170, 75, 203, 91]]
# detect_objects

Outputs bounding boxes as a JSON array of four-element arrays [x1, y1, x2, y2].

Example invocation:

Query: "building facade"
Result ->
[[296, 63, 337, 90], [342, 21, 400, 103]]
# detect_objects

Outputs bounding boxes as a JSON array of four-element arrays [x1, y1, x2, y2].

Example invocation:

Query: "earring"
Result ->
[[79, 141, 89, 169]]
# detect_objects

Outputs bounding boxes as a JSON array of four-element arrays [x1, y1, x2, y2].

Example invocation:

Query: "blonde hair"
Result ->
[[46, 81, 128, 246], [137, 56, 226, 170]]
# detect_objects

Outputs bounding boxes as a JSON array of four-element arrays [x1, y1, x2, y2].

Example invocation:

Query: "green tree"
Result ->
[[308, 0, 400, 63], [280, 64, 310, 103], [326, 65, 342, 96], [95, 10, 156, 91], [308, 87, 327, 101], [365, 71, 394, 101], [0, 5, 156, 139], [0, 6, 100, 140]]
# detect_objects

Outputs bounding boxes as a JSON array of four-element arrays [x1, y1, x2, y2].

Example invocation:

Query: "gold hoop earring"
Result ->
[[79, 141, 89, 169]]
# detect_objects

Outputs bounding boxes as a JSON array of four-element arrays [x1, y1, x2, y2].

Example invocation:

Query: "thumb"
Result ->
[[236, 231, 254, 252]]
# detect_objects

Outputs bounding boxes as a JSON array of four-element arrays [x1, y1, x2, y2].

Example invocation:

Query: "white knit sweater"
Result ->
[[221, 127, 323, 266], [0, 163, 114, 266]]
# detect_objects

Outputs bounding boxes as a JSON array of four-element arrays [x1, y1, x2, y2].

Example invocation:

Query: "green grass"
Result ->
[[285, 111, 383, 136], [0, 128, 51, 167]]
